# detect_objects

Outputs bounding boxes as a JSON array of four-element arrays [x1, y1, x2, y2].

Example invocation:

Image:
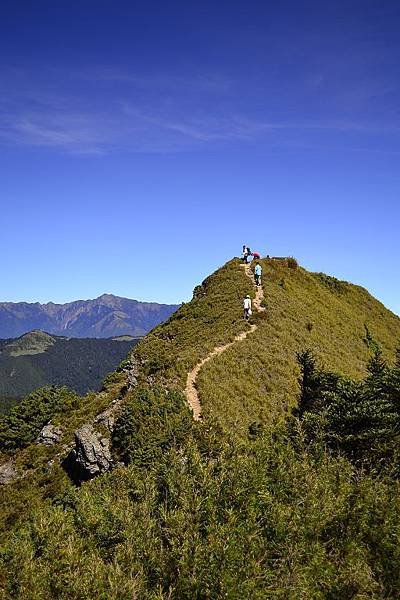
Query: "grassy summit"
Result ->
[[5, 330, 56, 356], [197, 258, 400, 432], [122, 257, 400, 432]]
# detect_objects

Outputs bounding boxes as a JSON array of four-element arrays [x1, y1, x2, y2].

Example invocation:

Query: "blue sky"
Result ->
[[1, 1, 399, 315]]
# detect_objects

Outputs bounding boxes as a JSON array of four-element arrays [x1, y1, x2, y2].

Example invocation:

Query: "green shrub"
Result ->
[[0, 387, 80, 454], [3, 425, 400, 598], [112, 386, 193, 466], [296, 349, 400, 469], [363, 323, 381, 352], [315, 272, 348, 294]]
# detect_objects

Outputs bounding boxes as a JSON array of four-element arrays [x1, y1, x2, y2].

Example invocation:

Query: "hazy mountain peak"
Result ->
[[0, 295, 179, 339]]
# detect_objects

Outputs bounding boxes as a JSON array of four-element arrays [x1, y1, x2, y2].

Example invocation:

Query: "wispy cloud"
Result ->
[[0, 70, 261, 154], [0, 65, 399, 155]]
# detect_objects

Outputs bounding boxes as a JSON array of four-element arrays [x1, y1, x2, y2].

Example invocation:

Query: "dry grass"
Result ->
[[196, 259, 400, 434]]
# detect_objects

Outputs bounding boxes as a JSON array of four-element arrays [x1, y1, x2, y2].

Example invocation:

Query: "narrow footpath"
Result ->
[[185, 262, 265, 420]]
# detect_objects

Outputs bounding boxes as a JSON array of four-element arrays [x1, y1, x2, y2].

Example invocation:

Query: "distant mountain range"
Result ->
[[0, 329, 140, 412], [0, 294, 179, 339]]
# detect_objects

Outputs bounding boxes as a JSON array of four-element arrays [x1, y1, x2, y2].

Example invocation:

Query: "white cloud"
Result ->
[[0, 65, 399, 155]]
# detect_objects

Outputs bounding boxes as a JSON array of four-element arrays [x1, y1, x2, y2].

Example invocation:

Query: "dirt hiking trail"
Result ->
[[185, 262, 265, 420]]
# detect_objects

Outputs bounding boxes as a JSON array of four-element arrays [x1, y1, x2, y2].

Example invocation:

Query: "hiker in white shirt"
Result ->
[[243, 295, 252, 320]]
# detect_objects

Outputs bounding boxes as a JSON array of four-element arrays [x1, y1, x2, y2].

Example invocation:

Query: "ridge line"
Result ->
[[185, 262, 265, 420]]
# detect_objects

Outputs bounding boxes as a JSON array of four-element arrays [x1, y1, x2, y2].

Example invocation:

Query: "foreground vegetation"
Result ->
[[2, 357, 400, 598], [1, 258, 400, 598]]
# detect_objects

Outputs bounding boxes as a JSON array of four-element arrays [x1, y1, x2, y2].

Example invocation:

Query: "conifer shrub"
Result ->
[[363, 323, 381, 352], [315, 272, 348, 294], [3, 424, 400, 598], [0, 386, 80, 454], [112, 386, 192, 466], [296, 348, 400, 469]]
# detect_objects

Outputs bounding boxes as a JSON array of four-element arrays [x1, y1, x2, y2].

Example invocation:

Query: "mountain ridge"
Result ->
[[0, 294, 179, 339]]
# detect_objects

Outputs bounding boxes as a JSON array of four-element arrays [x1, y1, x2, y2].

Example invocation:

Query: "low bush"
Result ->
[[0, 387, 80, 454], [315, 272, 348, 295], [287, 256, 298, 269], [112, 386, 193, 466], [296, 349, 400, 470], [3, 423, 400, 598]]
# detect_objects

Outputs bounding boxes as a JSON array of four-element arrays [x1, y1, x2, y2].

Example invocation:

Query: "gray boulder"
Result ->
[[93, 401, 119, 432], [65, 424, 113, 482], [63, 354, 141, 484], [0, 460, 17, 485], [37, 424, 62, 445]]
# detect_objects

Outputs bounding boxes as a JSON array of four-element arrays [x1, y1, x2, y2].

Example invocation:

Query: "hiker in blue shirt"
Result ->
[[254, 262, 262, 286]]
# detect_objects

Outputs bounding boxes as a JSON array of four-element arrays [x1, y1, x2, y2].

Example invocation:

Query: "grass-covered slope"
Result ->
[[1, 258, 400, 599], [197, 259, 400, 432], [128, 259, 251, 387], [120, 257, 400, 432]]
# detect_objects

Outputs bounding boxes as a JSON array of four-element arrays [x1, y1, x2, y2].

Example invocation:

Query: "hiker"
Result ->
[[254, 262, 262, 286], [252, 251, 260, 260], [242, 245, 250, 263], [243, 294, 252, 320]]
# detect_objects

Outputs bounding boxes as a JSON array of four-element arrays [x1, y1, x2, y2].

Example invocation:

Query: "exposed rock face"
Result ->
[[37, 424, 62, 445], [94, 356, 140, 432], [64, 355, 141, 484], [122, 355, 140, 388], [0, 460, 17, 485], [93, 409, 116, 433], [64, 424, 113, 483]]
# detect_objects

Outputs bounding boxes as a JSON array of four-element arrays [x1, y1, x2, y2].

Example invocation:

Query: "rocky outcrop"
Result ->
[[0, 352, 141, 487], [122, 355, 140, 389], [93, 398, 121, 432], [0, 460, 17, 485], [93, 407, 117, 432], [37, 424, 62, 445], [64, 424, 113, 483], [63, 355, 141, 484]]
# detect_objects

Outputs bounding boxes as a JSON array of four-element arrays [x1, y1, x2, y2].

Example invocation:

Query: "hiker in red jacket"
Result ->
[[252, 251, 261, 260]]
